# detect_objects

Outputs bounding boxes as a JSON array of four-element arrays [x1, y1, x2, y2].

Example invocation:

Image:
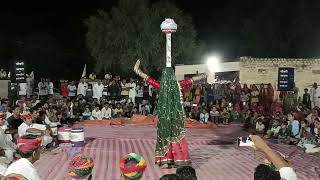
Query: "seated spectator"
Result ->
[[0, 147, 10, 177], [67, 154, 94, 180], [0, 112, 16, 162], [176, 166, 197, 180], [278, 122, 290, 144], [251, 135, 297, 180], [265, 120, 281, 139], [200, 109, 209, 124], [287, 113, 300, 138], [140, 105, 148, 116], [101, 103, 112, 119], [221, 108, 230, 124], [255, 119, 265, 134], [6, 106, 23, 136], [120, 153, 147, 180], [90, 105, 101, 120], [18, 112, 53, 147], [159, 174, 182, 180], [114, 103, 124, 118], [4, 135, 42, 180], [82, 107, 91, 120], [210, 106, 220, 124]]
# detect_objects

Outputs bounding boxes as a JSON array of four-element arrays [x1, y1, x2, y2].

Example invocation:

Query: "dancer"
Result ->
[[134, 18, 206, 167]]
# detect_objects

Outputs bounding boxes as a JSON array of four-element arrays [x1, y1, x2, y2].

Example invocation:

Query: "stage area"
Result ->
[[34, 124, 320, 180]]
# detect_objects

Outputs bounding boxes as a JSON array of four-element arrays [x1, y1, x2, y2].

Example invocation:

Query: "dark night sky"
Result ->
[[2, 0, 318, 79], [1, 0, 216, 48]]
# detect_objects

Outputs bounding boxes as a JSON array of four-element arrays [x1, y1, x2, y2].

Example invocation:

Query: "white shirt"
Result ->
[[77, 82, 88, 96], [18, 123, 46, 137], [91, 110, 102, 120], [4, 158, 42, 180], [38, 82, 48, 96], [93, 83, 104, 100], [0, 125, 15, 148], [68, 85, 77, 97], [279, 167, 297, 180], [256, 122, 265, 132], [128, 82, 137, 96], [48, 82, 54, 95], [101, 107, 112, 119]]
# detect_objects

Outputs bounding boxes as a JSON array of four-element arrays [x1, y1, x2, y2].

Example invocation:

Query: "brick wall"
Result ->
[[239, 57, 320, 96]]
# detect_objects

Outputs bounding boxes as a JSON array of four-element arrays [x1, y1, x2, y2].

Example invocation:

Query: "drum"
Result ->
[[58, 127, 71, 143], [49, 122, 58, 136], [70, 128, 85, 147]]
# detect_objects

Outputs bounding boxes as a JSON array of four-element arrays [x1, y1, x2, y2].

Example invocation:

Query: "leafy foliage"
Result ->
[[84, 0, 204, 75]]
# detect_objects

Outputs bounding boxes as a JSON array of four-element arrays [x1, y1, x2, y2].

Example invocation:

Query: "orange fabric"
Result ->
[[110, 119, 123, 125], [80, 115, 215, 129]]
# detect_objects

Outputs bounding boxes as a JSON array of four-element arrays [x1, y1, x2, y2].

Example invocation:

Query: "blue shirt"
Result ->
[[289, 120, 300, 136]]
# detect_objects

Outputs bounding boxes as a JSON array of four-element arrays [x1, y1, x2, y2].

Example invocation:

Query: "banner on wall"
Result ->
[[12, 60, 26, 83], [278, 67, 294, 91]]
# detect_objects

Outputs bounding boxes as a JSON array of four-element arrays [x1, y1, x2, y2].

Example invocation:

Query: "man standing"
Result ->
[[302, 88, 311, 109], [26, 75, 33, 98], [311, 83, 320, 108], [93, 80, 104, 103], [46, 79, 53, 97], [128, 78, 137, 105], [67, 81, 77, 99], [77, 78, 88, 97], [38, 78, 48, 100]]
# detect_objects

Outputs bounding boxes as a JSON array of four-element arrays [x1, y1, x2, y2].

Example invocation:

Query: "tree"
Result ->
[[84, 0, 204, 75]]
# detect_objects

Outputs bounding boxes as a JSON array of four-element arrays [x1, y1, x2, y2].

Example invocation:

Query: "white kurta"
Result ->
[[18, 123, 53, 146], [4, 158, 42, 180], [128, 82, 137, 104], [93, 84, 104, 101], [0, 125, 16, 161], [91, 110, 102, 120], [67, 85, 77, 97], [48, 82, 54, 95], [38, 82, 48, 96], [77, 82, 88, 96], [311, 87, 320, 108], [101, 107, 112, 119]]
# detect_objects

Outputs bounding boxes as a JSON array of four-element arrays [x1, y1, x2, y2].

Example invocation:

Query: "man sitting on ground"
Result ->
[[4, 135, 42, 180], [18, 112, 52, 147], [0, 112, 17, 161]]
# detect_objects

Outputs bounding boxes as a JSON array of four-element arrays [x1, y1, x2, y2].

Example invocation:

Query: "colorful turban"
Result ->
[[17, 135, 42, 152], [2, 174, 28, 180], [68, 154, 94, 179], [20, 112, 32, 120], [120, 153, 147, 179]]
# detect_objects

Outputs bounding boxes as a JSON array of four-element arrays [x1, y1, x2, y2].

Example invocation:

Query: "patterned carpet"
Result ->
[[34, 125, 320, 180]]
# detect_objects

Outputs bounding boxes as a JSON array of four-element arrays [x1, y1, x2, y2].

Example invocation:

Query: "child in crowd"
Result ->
[[82, 107, 91, 120], [255, 119, 265, 134], [200, 108, 209, 124], [210, 106, 220, 124], [90, 105, 101, 120], [114, 103, 124, 118], [221, 108, 230, 125]]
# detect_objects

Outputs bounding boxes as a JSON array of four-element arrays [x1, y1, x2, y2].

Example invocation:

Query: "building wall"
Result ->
[[175, 62, 240, 81], [239, 57, 320, 95]]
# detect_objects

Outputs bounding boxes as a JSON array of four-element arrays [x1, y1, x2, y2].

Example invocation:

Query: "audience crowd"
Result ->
[[0, 71, 316, 179]]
